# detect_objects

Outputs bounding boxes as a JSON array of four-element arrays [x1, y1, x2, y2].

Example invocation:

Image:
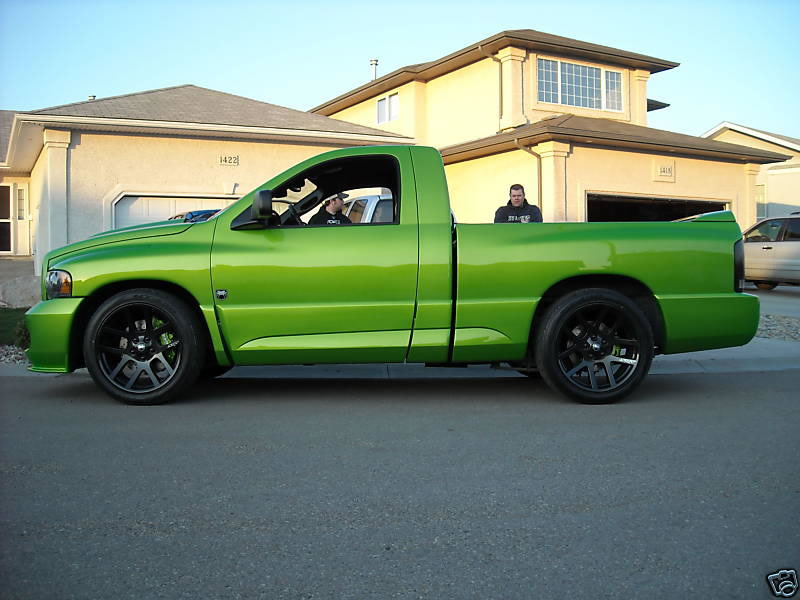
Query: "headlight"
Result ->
[[45, 270, 73, 299]]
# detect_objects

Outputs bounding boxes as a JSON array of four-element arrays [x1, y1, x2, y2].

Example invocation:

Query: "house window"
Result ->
[[377, 93, 398, 124], [17, 188, 25, 220], [537, 57, 623, 112]]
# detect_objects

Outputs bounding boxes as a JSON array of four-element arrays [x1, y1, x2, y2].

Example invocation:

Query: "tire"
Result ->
[[534, 288, 654, 404], [754, 281, 778, 291], [83, 289, 204, 405]]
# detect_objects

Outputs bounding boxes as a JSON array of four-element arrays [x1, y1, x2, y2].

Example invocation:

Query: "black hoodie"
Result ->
[[309, 205, 353, 226], [493, 200, 543, 223]]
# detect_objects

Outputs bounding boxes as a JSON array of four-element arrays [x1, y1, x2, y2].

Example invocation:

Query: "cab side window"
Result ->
[[783, 219, 800, 241], [745, 220, 783, 242]]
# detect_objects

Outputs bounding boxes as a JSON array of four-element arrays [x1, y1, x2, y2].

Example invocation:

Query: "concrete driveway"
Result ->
[[745, 282, 800, 317]]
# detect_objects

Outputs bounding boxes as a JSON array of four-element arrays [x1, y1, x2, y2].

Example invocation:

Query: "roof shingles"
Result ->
[[29, 84, 403, 137]]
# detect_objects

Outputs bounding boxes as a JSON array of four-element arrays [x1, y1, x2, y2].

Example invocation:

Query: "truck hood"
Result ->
[[45, 221, 193, 268]]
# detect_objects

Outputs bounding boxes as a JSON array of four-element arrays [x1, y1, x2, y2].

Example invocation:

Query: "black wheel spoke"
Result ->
[[98, 345, 125, 355]]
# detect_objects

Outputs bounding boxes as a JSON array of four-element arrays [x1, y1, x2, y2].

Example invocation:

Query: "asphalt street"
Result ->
[[1, 368, 798, 599]]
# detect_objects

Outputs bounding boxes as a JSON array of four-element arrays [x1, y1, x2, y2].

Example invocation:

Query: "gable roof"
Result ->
[[440, 115, 791, 164], [702, 121, 800, 153], [311, 29, 679, 115], [30, 84, 403, 138]]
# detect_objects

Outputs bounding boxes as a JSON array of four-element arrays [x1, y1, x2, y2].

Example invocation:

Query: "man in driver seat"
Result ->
[[309, 192, 353, 226]]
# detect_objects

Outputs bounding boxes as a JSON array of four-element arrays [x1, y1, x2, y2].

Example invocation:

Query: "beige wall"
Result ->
[[331, 81, 425, 141], [709, 129, 800, 217], [445, 150, 539, 223], [565, 145, 750, 224], [445, 144, 757, 227], [66, 132, 342, 240], [328, 48, 651, 151], [425, 58, 501, 147]]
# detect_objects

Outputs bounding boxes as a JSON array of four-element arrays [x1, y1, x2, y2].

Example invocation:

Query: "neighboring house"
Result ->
[[311, 29, 789, 225], [0, 85, 410, 272], [702, 122, 800, 219]]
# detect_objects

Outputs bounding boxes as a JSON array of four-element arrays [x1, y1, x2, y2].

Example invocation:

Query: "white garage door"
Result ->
[[114, 196, 236, 229]]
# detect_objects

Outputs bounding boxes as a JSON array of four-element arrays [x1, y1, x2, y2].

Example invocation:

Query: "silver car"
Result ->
[[743, 214, 800, 290]]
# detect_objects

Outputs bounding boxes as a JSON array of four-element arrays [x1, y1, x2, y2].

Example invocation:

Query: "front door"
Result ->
[[210, 149, 420, 365], [0, 186, 12, 253]]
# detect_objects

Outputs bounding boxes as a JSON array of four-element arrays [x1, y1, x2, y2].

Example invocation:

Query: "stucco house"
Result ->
[[702, 122, 800, 219], [0, 85, 410, 272], [311, 29, 790, 225]]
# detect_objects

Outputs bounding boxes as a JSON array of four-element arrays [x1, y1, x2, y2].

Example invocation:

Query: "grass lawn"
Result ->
[[0, 307, 29, 346]]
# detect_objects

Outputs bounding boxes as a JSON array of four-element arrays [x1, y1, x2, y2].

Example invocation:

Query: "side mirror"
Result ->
[[251, 189, 273, 221]]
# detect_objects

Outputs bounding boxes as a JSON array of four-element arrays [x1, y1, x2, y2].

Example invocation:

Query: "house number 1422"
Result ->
[[219, 155, 240, 166]]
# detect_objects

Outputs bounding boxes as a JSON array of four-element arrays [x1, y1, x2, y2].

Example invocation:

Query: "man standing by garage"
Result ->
[[494, 184, 543, 223]]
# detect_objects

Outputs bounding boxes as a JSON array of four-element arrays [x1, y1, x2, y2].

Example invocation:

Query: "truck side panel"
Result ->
[[453, 221, 757, 361]]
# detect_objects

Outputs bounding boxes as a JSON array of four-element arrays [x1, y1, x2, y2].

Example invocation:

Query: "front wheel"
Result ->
[[83, 289, 204, 405], [535, 288, 654, 404], [754, 281, 778, 291]]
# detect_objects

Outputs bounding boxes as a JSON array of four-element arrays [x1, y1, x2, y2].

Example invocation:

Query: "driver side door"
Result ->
[[210, 148, 419, 365]]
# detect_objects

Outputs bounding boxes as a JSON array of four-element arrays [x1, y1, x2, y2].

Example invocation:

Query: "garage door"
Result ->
[[587, 194, 726, 222], [114, 196, 236, 229]]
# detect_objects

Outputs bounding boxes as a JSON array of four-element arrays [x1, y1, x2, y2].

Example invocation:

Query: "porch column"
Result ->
[[741, 163, 760, 228], [630, 69, 650, 126], [535, 141, 571, 222], [35, 129, 71, 275], [498, 46, 527, 131]]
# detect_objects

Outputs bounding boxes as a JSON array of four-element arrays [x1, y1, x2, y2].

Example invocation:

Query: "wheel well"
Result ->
[[527, 275, 665, 359], [69, 280, 215, 370]]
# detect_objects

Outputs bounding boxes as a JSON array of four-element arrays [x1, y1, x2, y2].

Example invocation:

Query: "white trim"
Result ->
[[535, 54, 625, 114], [701, 121, 800, 153], [0, 113, 415, 172], [101, 185, 242, 231], [16, 114, 411, 145]]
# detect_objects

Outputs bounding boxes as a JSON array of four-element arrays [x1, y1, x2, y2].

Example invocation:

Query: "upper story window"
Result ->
[[537, 58, 623, 112], [377, 93, 399, 124]]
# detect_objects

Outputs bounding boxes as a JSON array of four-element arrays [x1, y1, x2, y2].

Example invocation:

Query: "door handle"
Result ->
[[761, 245, 773, 250]]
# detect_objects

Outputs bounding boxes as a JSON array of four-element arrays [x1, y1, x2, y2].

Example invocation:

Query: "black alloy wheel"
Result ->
[[84, 289, 203, 405], [535, 288, 654, 404]]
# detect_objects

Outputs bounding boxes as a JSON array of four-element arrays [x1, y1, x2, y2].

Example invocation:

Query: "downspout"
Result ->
[[514, 138, 543, 212], [477, 44, 502, 128]]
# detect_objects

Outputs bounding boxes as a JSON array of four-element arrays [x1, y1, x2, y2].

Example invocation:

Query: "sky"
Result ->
[[1, 0, 799, 138]]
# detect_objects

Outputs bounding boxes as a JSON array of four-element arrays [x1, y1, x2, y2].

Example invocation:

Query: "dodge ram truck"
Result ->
[[25, 145, 759, 405]]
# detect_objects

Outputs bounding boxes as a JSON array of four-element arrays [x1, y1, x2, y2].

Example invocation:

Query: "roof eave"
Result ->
[[2, 114, 414, 173], [441, 128, 790, 165], [311, 30, 679, 116], [702, 121, 800, 153]]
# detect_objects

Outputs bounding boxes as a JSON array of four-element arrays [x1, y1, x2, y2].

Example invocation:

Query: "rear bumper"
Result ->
[[658, 292, 759, 354], [25, 298, 84, 373]]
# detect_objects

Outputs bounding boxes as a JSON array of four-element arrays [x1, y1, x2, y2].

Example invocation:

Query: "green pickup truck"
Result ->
[[26, 145, 759, 405]]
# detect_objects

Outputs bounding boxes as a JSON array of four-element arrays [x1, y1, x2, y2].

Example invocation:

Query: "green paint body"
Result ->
[[25, 145, 758, 373]]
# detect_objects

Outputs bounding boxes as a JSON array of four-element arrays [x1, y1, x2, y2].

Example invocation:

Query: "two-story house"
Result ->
[[311, 29, 789, 225]]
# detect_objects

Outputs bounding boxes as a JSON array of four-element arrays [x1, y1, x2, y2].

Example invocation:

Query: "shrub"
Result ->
[[14, 317, 30, 349]]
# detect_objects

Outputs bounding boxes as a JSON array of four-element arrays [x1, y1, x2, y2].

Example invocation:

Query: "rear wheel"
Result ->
[[83, 289, 204, 405], [535, 288, 654, 404], [754, 281, 778, 291]]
